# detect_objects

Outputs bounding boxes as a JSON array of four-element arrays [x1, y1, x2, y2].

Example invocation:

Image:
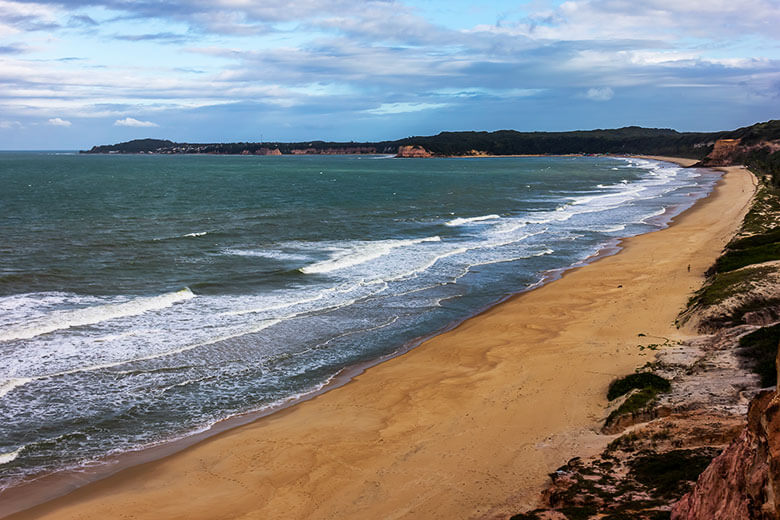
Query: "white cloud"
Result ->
[[585, 87, 614, 101], [114, 117, 158, 127], [47, 117, 71, 126], [363, 102, 448, 115], [0, 119, 22, 128]]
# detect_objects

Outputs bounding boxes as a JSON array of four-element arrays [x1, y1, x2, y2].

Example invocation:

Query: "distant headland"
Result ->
[[83, 120, 780, 180]]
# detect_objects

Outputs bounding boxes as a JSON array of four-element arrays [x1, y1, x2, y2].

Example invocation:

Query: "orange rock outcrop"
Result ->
[[396, 145, 432, 158]]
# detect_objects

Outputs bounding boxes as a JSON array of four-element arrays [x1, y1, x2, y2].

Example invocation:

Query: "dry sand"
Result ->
[[4, 160, 756, 520]]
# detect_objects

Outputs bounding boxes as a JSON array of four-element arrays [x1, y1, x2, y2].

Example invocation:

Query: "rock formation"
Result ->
[[396, 145, 432, 158]]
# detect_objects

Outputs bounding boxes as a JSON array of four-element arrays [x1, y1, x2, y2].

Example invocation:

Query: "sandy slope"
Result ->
[[5, 161, 755, 520]]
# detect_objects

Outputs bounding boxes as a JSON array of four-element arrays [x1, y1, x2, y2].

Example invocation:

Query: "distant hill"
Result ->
[[87, 138, 176, 154]]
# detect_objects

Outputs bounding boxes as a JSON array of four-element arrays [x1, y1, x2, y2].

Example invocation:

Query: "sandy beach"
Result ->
[[3, 159, 756, 520]]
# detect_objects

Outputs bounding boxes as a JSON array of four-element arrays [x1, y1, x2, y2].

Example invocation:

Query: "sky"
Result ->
[[1, 0, 779, 149]]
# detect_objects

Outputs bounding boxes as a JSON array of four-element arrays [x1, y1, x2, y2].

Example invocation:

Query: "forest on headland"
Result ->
[[83, 120, 780, 187]]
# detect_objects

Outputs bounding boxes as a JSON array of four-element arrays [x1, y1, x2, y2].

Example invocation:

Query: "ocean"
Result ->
[[0, 153, 717, 492]]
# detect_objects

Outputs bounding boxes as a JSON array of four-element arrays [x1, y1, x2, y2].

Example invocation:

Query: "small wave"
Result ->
[[570, 185, 645, 207], [495, 223, 528, 235], [222, 248, 271, 257], [94, 329, 159, 343], [224, 279, 388, 317], [445, 214, 500, 226], [300, 236, 441, 274], [383, 229, 548, 283], [183, 231, 207, 238], [0, 377, 32, 398], [640, 207, 667, 223], [0, 447, 23, 465], [158, 375, 217, 394], [221, 248, 311, 261], [597, 224, 627, 233], [451, 248, 556, 282], [0, 289, 195, 342]]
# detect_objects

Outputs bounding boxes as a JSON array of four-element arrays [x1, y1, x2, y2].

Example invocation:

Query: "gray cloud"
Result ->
[[0, 44, 26, 55], [113, 32, 190, 43], [68, 14, 98, 26]]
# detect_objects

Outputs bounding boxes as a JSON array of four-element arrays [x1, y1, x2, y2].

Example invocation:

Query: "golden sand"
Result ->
[[5, 160, 755, 520]]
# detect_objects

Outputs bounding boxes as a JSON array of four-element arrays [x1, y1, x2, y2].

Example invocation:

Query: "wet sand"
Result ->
[[4, 160, 755, 520]]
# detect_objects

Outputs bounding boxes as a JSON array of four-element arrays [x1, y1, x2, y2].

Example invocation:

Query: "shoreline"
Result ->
[[1, 158, 754, 520]]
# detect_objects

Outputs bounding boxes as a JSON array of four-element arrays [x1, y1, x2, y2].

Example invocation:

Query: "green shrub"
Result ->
[[738, 323, 780, 387], [728, 227, 780, 250], [715, 242, 780, 273], [629, 449, 718, 498], [608, 373, 671, 401], [606, 388, 660, 426], [691, 265, 774, 307]]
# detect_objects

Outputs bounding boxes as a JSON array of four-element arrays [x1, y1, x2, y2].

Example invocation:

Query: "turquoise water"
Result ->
[[0, 153, 716, 489]]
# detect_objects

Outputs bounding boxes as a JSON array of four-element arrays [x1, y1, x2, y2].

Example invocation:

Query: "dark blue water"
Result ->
[[0, 153, 717, 489]]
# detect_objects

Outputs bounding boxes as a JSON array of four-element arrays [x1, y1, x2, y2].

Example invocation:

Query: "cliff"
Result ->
[[695, 121, 780, 188]]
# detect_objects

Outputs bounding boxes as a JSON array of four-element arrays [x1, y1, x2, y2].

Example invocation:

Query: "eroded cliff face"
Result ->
[[706, 139, 742, 165], [698, 137, 780, 168], [396, 145, 432, 158], [672, 352, 780, 520]]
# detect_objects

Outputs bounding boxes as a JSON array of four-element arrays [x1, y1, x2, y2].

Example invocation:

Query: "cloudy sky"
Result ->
[[1, 0, 779, 149]]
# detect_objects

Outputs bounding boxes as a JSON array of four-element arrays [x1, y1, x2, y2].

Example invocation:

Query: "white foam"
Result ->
[[445, 214, 500, 226], [183, 231, 207, 237], [300, 236, 441, 274], [33, 317, 282, 380], [569, 185, 645, 206], [221, 248, 269, 257], [0, 447, 23, 465], [0, 289, 195, 342], [0, 377, 32, 398], [492, 220, 528, 235]]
